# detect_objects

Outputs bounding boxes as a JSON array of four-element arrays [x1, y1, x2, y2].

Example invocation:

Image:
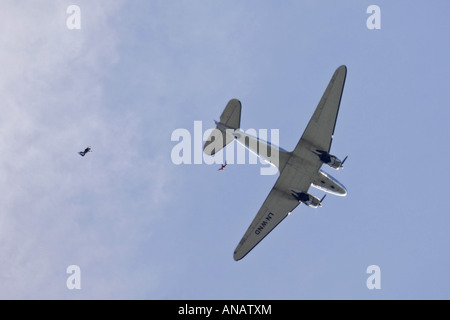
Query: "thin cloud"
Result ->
[[0, 1, 171, 298]]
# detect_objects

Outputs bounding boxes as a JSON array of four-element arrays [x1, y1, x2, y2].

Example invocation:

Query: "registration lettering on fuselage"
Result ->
[[254, 212, 274, 235]]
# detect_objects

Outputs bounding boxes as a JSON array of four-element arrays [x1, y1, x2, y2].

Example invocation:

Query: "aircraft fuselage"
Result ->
[[223, 128, 347, 198]]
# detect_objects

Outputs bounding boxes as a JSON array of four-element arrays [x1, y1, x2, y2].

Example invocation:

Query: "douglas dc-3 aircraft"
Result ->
[[203, 65, 348, 261]]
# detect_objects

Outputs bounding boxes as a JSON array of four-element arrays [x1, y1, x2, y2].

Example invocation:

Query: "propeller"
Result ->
[[319, 194, 327, 207], [340, 155, 348, 168]]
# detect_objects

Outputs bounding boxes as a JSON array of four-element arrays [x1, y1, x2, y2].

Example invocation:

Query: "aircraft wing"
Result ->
[[233, 158, 311, 261], [293, 65, 347, 155]]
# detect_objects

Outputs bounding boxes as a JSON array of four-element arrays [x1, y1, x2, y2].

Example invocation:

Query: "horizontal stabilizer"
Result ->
[[203, 128, 234, 156], [203, 99, 241, 156], [220, 99, 241, 130]]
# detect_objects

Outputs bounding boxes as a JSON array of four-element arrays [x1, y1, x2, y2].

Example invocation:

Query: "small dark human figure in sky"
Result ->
[[79, 147, 92, 157], [218, 162, 227, 171]]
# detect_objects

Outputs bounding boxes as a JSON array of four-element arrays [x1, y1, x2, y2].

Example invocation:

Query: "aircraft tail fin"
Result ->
[[203, 99, 241, 156]]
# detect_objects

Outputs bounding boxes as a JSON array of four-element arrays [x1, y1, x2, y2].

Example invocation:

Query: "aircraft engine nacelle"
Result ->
[[314, 150, 347, 170], [291, 191, 325, 208]]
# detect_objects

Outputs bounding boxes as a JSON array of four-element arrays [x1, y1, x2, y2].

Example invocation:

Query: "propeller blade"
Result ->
[[319, 194, 327, 206]]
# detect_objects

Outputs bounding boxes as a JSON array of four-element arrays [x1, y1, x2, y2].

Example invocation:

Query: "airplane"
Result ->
[[218, 162, 227, 171], [203, 65, 348, 261], [78, 147, 92, 157]]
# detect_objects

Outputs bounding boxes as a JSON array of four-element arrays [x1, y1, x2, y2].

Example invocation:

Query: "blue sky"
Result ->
[[0, 0, 449, 299]]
